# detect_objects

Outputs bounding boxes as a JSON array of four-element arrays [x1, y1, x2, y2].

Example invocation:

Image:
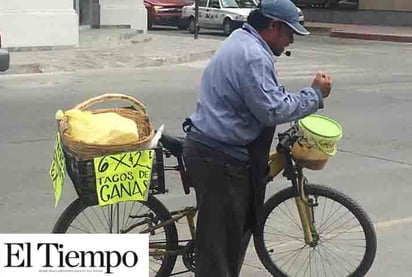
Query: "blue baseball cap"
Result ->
[[259, 0, 310, 36]]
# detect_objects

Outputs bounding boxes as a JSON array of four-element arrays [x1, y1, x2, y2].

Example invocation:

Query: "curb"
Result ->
[[5, 63, 44, 75], [77, 34, 152, 50], [7, 34, 152, 53], [145, 50, 216, 67], [330, 31, 412, 43], [306, 26, 333, 35], [4, 50, 216, 75], [130, 36, 153, 45]]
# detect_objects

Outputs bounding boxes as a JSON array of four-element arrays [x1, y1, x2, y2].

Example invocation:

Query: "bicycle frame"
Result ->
[[142, 206, 197, 258], [144, 131, 319, 262], [137, 148, 198, 262], [268, 148, 318, 246]]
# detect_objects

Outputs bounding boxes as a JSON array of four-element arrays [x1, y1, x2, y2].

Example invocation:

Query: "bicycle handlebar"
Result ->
[[278, 132, 292, 149], [277, 125, 300, 152]]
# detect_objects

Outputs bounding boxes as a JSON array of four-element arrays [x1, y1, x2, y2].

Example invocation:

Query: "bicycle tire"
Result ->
[[52, 195, 178, 277], [254, 184, 377, 277]]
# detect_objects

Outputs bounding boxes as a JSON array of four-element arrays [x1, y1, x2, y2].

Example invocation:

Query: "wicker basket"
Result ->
[[59, 93, 154, 160], [292, 141, 329, 170]]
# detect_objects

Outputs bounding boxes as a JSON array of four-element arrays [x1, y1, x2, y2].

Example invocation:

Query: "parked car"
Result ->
[[0, 33, 9, 72], [181, 0, 305, 36], [145, 0, 194, 30], [297, 7, 305, 25]]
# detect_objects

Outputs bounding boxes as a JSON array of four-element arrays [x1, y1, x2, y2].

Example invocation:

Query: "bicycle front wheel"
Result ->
[[254, 184, 377, 277], [52, 195, 178, 277]]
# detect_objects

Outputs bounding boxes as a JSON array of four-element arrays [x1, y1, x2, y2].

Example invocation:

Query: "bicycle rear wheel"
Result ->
[[254, 184, 377, 277], [52, 195, 178, 277]]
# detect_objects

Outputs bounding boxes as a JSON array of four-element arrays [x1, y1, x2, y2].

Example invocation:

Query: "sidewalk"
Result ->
[[307, 22, 412, 43], [3, 23, 412, 75], [6, 28, 221, 75]]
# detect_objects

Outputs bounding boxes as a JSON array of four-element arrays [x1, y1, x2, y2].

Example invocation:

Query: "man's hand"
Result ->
[[311, 71, 332, 98]]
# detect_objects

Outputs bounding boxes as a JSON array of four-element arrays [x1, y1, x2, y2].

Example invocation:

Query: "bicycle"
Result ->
[[52, 124, 377, 277]]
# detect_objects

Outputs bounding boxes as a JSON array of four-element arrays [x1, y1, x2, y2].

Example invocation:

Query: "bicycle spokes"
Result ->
[[263, 192, 368, 276], [56, 200, 173, 277]]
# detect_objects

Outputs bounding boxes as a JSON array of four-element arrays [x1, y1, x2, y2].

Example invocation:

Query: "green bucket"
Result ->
[[298, 115, 343, 156]]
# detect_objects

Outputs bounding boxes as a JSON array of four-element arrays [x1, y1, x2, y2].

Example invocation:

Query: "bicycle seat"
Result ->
[[159, 133, 184, 157]]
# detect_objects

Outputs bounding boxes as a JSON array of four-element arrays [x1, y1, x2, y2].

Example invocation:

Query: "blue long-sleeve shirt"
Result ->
[[187, 23, 322, 161]]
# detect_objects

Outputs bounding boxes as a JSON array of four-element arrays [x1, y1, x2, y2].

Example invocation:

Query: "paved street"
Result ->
[[1, 34, 412, 276], [6, 23, 412, 76]]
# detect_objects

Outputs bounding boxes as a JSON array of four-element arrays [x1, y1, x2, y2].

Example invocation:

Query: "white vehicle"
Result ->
[[181, 0, 305, 36]]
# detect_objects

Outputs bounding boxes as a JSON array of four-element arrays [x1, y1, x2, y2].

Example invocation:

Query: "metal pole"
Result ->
[[91, 0, 100, 28], [194, 0, 199, 39]]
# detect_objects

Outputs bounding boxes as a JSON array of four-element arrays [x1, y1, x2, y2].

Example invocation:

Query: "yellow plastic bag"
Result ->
[[61, 109, 139, 145]]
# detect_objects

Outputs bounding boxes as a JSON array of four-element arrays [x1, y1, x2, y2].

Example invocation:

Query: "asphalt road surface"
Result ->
[[1, 33, 412, 276]]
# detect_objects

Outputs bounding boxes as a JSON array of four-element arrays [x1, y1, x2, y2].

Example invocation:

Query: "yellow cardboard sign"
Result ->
[[94, 150, 154, 206], [49, 133, 66, 207]]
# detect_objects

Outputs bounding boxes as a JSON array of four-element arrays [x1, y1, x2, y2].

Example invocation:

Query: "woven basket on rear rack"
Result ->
[[58, 93, 154, 160]]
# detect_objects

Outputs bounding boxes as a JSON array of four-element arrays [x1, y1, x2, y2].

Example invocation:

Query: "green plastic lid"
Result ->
[[299, 115, 342, 139]]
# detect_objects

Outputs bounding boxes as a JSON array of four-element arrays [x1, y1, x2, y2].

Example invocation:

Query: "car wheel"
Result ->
[[177, 23, 187, 30], [188, 17, 199, 34], [223, 19, 233, 36], [177, 18, 189, 30]]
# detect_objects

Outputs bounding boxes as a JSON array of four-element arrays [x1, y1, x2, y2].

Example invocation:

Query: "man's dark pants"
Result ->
[[183, 138, 253, 277]]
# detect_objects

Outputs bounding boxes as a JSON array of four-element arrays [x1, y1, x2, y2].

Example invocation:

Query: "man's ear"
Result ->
[[274, 21, 282, 30], [269, 21, 275, 29], [269, 21, 280, 31]]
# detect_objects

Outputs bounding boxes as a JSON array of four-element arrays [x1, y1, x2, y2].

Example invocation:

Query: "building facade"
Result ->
[[360, 0, 412, 11], [303, 0, 412, 26], [0, 0, 146, 48], [0, 1, 410, 48], [0, 0, 78, 48]]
